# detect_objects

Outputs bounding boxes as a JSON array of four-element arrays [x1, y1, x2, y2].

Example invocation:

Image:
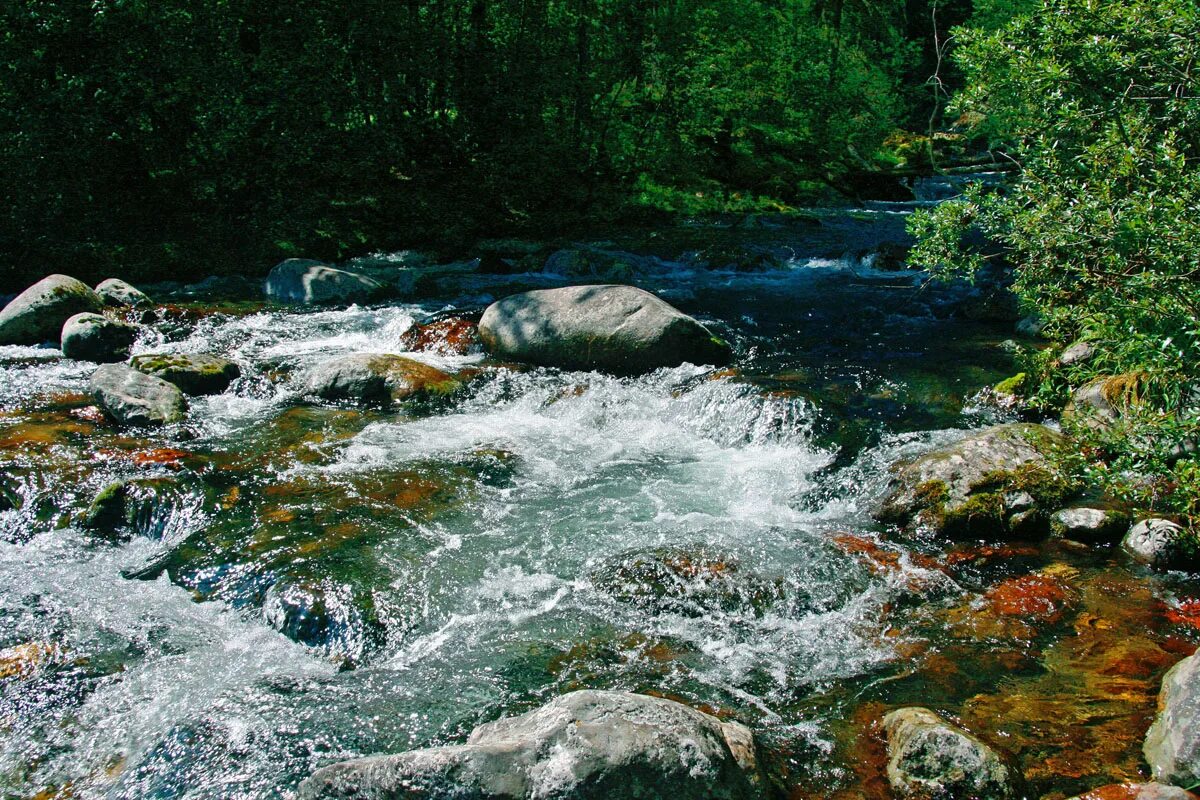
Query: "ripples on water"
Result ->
[[0, 260, 1017, 798]]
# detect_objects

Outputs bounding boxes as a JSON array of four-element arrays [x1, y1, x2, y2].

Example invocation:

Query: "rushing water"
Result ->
[[0, 213, 1195, 799]]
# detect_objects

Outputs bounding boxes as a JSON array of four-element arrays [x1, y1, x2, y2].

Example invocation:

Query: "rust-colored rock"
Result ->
[[398, 317, 481, 356]]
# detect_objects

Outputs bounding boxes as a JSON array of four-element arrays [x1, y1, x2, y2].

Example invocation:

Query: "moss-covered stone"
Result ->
[[875, 423, 1075, 538], [993, 372, 1027, 396], [130, 353, 241, 396]]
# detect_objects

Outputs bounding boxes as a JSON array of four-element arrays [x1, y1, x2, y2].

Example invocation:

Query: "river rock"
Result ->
[[60, 313, 139, 362], [77, 477, 194, 539], [883, 707, 1019, 799], [1066, 785, 1199, 800], [590, 546, 782, 618], [264, 259, 386, 305], [89, 363, 187, 426], [131, 353, 241, 395], [95, 278, 152, 307], [1065, 373, 1145, 430], [0, 274, 105, 345], [298, 690, 764, 800], [306, 354, 461, 406], [1145, 651, 1200, 788], [875, 423, 1072, 537], [1059, 340, 1096, 367], [1122, 518, 1199, 571], [398, 317, 481, 356], [1050, 505, 1132, 543], [262, 578, 386, 665], [478, 285, 731, 374]]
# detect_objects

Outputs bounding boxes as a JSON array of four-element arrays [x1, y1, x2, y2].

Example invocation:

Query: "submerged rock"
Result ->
[[1145, 651, 1200, 788], [478, 285, 731, 374], [78, 477, 202, 539], [95, 277, 152, 307], [883, 707, 1019, 799], [60, 312, 139, 362], [299, 690, 764, 800], [131, 353, 241, 395], [1123, 519, 1199, 571], [0, 274, 105, 345], [590, 546, 782, 618], [89, 364, 187, 426], [875, 423, 1072, 537], [306, 354, 461, 406], [1051, 505, 1132, 543], [265, 259, 386, 305], [262, 578, 386, 665]]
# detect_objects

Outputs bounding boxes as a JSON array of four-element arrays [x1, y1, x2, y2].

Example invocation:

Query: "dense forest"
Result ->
[[1, 0, 1013, 290]]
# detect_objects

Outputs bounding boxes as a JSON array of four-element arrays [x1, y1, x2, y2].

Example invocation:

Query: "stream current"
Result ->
[[0, 206, 1193, 799]]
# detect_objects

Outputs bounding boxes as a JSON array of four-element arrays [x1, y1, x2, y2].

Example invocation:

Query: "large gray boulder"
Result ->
[[89, 364, 187, 426], [131, 353, 241, 395], [1145, 652, 1200, 788], [875, 423, 1071, 537], [95, 278, 152, 308], [478, 285, 731, 374], [0, 274, 104, 345], [299, 690, 764, 800], [306, 354, 461, 406], [265, 259, 385, 305], [883, 707, 1020, 799], [1123, 519, 1199, 571], [60, 313, 139, 363]]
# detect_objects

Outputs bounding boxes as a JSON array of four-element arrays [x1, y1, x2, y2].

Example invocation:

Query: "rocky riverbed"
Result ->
[[0, 209, 1197, 799]]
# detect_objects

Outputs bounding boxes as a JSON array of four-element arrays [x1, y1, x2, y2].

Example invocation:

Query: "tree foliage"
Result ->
[[909, 0, 1200, 515], [0, 0, 970, 288]]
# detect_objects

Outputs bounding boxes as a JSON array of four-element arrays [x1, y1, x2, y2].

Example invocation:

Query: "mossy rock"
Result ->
[[131, 353, 241, 396], [1063, 371, 1149, 430], [875, 423, 1075, 538], [993, 372, 1027, 397]]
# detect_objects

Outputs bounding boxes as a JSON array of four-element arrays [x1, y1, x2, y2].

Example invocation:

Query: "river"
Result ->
[[0, 204, 1194, 799]]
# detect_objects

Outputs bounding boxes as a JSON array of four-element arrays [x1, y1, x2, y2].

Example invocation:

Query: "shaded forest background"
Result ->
[[0, 0, 1026, 290]]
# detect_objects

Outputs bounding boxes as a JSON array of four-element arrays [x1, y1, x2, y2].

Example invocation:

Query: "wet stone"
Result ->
[[299, 690, 765, 800], [478, 284, 732, 375], [77, 477, 203, 539], [875, 423, 1072, 538], [130, 353, 241, 396], [590, 546, 783, 618], [305, 353, 461, 407], [883, 707, 1020, 800], [60, 312, 139, 363], [95, 278, 152, 308], [264, 259, 386, 305], [398, 317, 481, 356], [262, 577, 387, 665], [1123, 519, 1200, 571], [89, 364, 187, 426], [1144, 651, 1200, 788], [0, 274, 105, 345], [1052, 505, 1132, 543]]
